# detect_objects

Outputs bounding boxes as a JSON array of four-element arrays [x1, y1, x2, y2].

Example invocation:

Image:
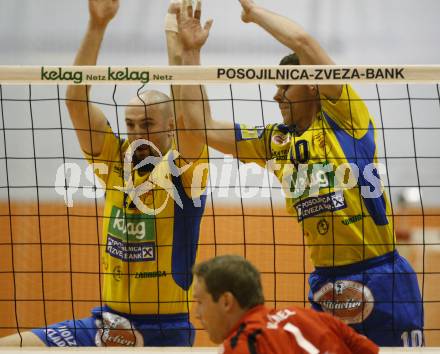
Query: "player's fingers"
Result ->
[[175, 7, 182, 23], [180, 0, 186, 19], [194, 0, 202, 20], [166, 0, 181, 32], [204, 18, 214, 32], [168, 3, 180, 14], [184, 0, 193, 18], [239, 0, 251, 11]]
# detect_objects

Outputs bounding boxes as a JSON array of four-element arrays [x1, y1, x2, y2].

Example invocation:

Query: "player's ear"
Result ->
[[168, 115, 175, 135], [309, 85, 319, 97], [221, 292, 236, 312]]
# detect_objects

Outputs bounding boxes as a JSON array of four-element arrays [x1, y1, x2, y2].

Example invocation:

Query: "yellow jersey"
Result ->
[[235, 85, 395, 267], [85, 126, 208, 314]]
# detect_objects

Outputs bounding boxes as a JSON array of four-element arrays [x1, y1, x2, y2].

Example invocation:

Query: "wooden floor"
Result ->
[[0, 202, 439, 346]]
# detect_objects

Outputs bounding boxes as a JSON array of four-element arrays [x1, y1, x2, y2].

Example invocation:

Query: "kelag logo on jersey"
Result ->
[[289, 161, 335, 199], [108, 206, 155, 242], [106, 206, 156, 262]]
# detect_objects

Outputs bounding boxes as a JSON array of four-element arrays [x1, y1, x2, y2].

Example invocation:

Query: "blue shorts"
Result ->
[[309, 251, 424, 347], [32, 306, 194, 347]]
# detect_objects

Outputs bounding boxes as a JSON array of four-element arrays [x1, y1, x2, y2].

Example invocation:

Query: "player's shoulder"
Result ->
[[268, 123, 292, 157], [225, 306, 302, 353], [222, 321, 264, 353]]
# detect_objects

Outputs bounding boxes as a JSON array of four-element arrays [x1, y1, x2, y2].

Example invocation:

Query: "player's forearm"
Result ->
[[65, 19, 109, 149], [181, 49, 211, 129], [166, 31, 183, 66], [181, 84, 237, 155], [166, 28, 184, 120], [180, 49, 237, 155], [180, 83, 211, 132], [66, 21, 107, 103], [248, 6, 332, 65], [75, 21, 107, 66], [182, 48, 201, 66]]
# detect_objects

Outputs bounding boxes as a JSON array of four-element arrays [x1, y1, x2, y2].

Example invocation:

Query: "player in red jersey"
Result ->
[[193, 255, 378, 354]]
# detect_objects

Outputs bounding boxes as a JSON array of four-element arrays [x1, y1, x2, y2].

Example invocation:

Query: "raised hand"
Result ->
[[238, 0, 257, 23], [89, 0, 120, 27], [176, 0, 213, 51]]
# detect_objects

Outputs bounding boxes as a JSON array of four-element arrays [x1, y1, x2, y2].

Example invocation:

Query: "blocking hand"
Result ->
[[176, 0, 213, 51], [239, 0, 256, 23], [89, 0, 120, 27]]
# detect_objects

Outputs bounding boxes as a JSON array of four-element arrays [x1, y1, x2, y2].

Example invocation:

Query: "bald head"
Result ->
[[126, 90, 174, 119], [124, 90, 176, 157]]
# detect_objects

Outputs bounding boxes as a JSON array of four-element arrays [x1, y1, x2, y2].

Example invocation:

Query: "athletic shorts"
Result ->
[[308, 251, 424, 347], [31, 306, 194, 347]]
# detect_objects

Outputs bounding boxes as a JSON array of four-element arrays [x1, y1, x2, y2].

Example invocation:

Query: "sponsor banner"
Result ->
[[295, 191, 346, 222], [106, 235, 155, 262], [19, 65, 416, 85], [108, 206, 155, 242], [313, 280, 374, 325], [95, 312, 144, 347], [134, 270, 167, 279], [342, 214, 363, 226], [41, 67, 150, 84]]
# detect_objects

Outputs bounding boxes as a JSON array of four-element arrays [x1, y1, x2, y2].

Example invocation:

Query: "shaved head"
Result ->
[[124, 90, 176, 159], [126, 90, 174, 119]]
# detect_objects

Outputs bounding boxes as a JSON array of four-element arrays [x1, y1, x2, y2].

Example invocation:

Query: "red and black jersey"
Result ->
[[221, 305, 378, 354]]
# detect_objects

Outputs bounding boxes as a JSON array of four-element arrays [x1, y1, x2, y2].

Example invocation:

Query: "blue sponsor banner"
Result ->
[[295, 191, 346, 222], [106, 235, 155, 262]]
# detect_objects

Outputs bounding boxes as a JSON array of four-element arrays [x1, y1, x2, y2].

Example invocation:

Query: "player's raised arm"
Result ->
[[65, 0, 119, 156], [165, 1, 204, 161], [239, 0, 342, 100], [165, 1, 183, 66], [177, 0, 239, 157]]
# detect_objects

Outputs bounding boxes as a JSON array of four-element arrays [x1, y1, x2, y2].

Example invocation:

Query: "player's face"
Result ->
[[125, 104, 173, 160], [193, 277, 230, 344], [274, 84, 317, 126]]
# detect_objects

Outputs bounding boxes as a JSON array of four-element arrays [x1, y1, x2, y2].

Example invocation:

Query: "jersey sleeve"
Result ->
[[318, 312, 379, 354], [234, 123, 273, 168], [175, 144, 209, 199], [321, 85, 372, 139], [82, 124, 122, 188]]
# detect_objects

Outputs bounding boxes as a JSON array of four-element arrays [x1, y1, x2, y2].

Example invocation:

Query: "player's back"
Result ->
[[222, 305, 379, 354]]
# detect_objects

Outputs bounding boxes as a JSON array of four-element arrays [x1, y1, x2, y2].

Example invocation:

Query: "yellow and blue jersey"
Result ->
[[84, 126, 208, 314], [235, 85, 395, 267]]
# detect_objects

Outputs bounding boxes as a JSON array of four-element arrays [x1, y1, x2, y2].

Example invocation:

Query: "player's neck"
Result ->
[[226, 307, 249, 337], [294, 114, 314, 135], [294, 102, 319, 135]]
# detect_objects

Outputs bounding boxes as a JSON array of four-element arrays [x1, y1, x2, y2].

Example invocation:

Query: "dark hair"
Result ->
[[279, 52, 300, 66], [193, 255, 265, 310]]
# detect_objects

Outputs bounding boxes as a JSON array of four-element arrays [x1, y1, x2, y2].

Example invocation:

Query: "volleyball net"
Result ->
[[0, 65, 439, 349]]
